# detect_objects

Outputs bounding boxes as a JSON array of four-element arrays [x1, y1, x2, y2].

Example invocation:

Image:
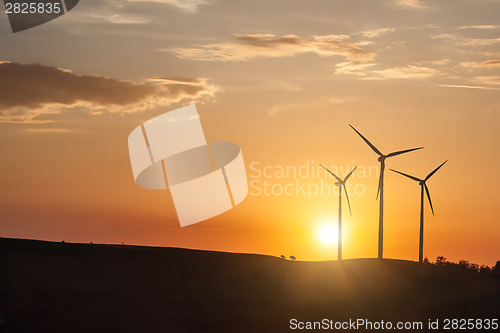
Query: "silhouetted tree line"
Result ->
[[424, 256, 500, 278]]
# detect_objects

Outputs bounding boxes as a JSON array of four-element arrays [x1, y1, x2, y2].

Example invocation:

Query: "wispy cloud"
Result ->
[[437, 84, 500, 91], [335, 60, 443, 80], [416, 59, 450, 66], [94, 13, 151, 24], [481, 59, 500, 67], [23, 128, 75, 133], [473, 76, 500, 85], [126, 0, 208, 13], [395, 0, 429, 9], [460, 60, 500, 68], [166, 33, 375, 64], [335, 62, 376, 76], [0, 62, 216, 123], [433, 34, 500, 46], [362, 28, 395, 38], [369, 66, 440, 80], [218, 81, 302, 93], [457, 25, 500, 30]]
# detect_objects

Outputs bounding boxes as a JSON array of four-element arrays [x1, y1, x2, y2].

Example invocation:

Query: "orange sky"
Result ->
[[1, 0, 499, 266]]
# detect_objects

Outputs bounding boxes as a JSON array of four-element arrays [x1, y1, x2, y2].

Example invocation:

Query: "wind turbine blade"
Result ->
[[390, 169, 421, 182], [349, 125, 383, 156], [344, 185, 352, 217], [344, 166, 358, 182], [424, 184, 434, 216], [320, 164, 342, 182], [376, 161, 384, 200], [386, 147, 423, 158], [425, 160, 448, 181]]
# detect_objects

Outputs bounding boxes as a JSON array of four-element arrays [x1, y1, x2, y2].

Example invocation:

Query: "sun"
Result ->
[[319, 225, 338, 245]]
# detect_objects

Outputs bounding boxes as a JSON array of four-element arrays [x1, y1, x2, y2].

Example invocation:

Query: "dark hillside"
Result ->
[[1, 238, 499, 332]]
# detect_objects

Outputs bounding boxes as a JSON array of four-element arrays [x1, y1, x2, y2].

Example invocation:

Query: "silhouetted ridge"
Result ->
[[1, 237, 499, 333]]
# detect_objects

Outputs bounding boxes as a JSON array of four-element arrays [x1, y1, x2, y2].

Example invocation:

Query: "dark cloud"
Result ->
[[0, 62, 216, 123], [0, 62, 156, 109], [481, 60, 500, 66]]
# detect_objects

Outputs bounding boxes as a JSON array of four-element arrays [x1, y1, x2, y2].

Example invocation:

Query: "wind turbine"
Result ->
[[391, 160, 447, 263], [349, 125, 423, 259], [320, 164, 357, 261]]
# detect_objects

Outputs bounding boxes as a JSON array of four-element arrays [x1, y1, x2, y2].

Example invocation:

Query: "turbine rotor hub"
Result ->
[[378, 155, 386, 162]]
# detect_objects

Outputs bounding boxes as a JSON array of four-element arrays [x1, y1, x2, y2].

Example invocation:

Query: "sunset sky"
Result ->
[[1, 0, 499, 266]]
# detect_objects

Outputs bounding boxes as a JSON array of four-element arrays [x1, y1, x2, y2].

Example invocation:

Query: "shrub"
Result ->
[[436, 256, 447, 265]]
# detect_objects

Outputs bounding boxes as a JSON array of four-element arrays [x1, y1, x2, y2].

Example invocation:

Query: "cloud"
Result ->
[[395, 0, 429, 9], [335, 62, 376, 76], [335, 61, 442, 81], [0, 62, 216, 123], [371, 65, 440, 79], [126, 0, 208, 13], [336, 63, 440, 80], [437, 84, 500, 91], [460, 60, 500, 68], [70, 0, 208, 26], [90, 13, 151, 24], [473, 76, 500, 85], [416, 59, 450, 66], [481, 59, 500, 66], [23, 128, 75, 133], [362, 28, 395, 38], [0, 62, 155, 110], [218, 81, 302, 93], [167, 33, 375, 64], [457, 25, 500, 30], [433, 34, 500, 46]]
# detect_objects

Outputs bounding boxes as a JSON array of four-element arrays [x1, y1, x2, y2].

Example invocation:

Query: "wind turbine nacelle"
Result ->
[[335, 182, 342, 186]]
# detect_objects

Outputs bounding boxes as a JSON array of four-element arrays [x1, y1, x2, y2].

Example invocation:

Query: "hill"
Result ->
[[1, 237, 499, 332]]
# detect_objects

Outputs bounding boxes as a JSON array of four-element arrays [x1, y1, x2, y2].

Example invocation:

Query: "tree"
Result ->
[[436, 256, 447, 265], [469, 263, 479, 272], [280, 255, 286, 259], [480, 265, 491, 274], [290, 256, 296, 261], [493, 260, 500, 276]]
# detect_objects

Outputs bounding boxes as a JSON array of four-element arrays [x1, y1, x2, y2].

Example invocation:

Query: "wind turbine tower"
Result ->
[[349, 125, 423, 259], [321, 165, 357, 261], [391, 160, 447, 263]]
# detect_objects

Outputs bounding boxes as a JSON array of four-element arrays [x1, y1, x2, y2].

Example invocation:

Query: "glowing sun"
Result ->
[[320, 225, 338, 245]]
